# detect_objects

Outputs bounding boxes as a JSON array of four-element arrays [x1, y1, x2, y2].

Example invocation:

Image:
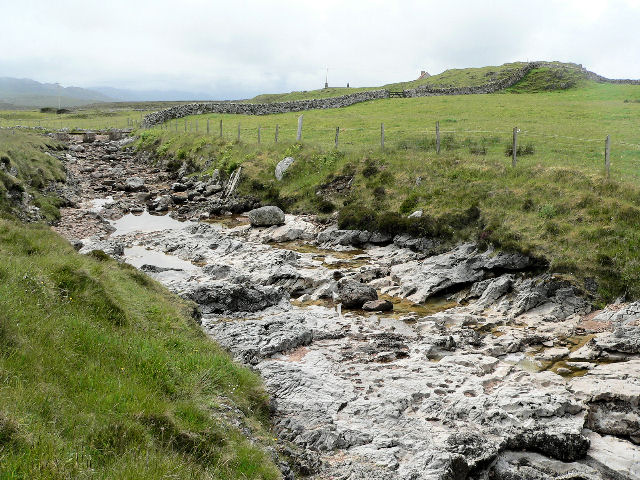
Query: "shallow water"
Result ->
[[111, 210, 193, 236], [123, 245, 197, 271]]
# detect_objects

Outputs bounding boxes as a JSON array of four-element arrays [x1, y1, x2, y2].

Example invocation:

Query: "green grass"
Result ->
[[136, 81, 640, 301], [0, 130, 67, 221], [244, 62, 537, 103], [0, 108, 146, 131], [0, 131, 281, 479], [0, 219, 281, 479]]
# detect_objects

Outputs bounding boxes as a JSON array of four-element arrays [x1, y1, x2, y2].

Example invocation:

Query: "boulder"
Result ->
[[69, 144, 85, 153], [336, 278, 377, 309], [248, 206, 285, 227], [275, 156, 295, 181], [124, 177, 146, 192], [408, 210, 423, 218], [362, 299, 393, 312], [82, 132, 96, 143]]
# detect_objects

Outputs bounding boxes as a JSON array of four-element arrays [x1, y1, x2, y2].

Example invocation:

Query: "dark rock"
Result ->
[[362, 299, 393, 312], [184, 282, 285, 314], [336, 279, 377, 309]]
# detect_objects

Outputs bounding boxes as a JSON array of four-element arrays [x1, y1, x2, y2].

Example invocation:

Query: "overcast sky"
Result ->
[[1, 0, 640, 99]]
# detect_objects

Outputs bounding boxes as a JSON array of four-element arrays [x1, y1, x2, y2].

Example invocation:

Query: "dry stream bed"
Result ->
[[54, 135, 640, 480]]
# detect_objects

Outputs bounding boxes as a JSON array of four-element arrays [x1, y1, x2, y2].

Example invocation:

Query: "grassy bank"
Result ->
[[0, 130, 67, 221], [0, 108, 144, 131], [135, 82, 640, 300], [0, 131, 281, 479]]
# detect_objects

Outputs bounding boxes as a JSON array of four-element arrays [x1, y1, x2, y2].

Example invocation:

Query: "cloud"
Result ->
[[0, 0, 639, 98]]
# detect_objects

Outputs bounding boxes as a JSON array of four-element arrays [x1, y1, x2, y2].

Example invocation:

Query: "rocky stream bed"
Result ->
[[53, 134, 640, 480]]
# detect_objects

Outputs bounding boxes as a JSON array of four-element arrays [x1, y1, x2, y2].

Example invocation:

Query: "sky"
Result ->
[[1, 0, 640, 100]]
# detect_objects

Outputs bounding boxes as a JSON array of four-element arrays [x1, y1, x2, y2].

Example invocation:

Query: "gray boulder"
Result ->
[[248, 206, 285, 227], [125, 177, 146, 192], [275, 157, 295, 181], [336, 278, 378, 309]]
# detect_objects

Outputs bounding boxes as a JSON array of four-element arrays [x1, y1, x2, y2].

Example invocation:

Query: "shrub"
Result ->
[[399, 194, 419, 214]]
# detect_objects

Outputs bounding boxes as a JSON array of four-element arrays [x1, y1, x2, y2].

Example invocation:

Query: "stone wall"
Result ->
[[404, 61, 640, 98], [141, 89, 389, 127], [403, 62, 542, 98], [142, 63, 640, 126]]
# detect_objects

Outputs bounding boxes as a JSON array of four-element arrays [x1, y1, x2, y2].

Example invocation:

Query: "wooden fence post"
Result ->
[[184, 118, 187, 132], [174, 119, 177, 132], [605, 135, 611, 178], [335, 126, 340, 148], [237, 123, 241, 142], [297, 115, 303, 141], [195, 119, 198, 133], [275, 124, 279, 143], [512, 127, 518, 167], [207, 118, 210, 134], [436, 121, 440, 154], [220, 119, 223, 138], [381, 123, 385, 149], [258, 126, 261, 144]]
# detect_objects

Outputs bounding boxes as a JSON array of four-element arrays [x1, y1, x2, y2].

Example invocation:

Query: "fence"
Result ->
[[140, 115, 640, 178], [2, 111, 640, 181]]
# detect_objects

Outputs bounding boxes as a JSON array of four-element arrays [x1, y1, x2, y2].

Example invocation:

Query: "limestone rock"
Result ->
[[275, 157, 295, 181], [124, 176, 146, 192], [248, 206, 285, 227]]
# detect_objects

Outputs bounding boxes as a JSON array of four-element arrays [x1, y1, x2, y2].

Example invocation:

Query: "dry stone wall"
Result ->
[[142, 63, 640, 126], [403, 62, 542, 97], [141, 89, 389, 127]]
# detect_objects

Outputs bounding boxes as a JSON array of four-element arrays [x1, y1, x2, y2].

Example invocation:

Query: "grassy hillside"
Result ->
[[136, 81, 640, 301], [0, 130, 67, 221], [0, 131, 282, 479], [243, 62, 589, 103]]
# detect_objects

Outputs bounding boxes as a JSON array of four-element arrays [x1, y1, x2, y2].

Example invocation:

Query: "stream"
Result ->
[[56, 135, 640, 480]]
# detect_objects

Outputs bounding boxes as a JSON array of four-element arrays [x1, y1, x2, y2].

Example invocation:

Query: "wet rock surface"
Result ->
[[56, 136, 640, 480]]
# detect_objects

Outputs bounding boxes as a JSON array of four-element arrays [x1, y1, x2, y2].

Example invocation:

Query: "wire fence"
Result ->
[[142, 117, 640, 176], [2, 112, 640, 179]]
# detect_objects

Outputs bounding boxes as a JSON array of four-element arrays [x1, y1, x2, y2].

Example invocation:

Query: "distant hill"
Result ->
[[0, 78, 114, 108]]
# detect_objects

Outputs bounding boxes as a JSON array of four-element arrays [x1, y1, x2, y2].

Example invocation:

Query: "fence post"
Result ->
[[335, 126, 340, 148], [436, 121, 440, 154], [195, 119, 198, 133], [174, 119, 177, 132], [237, 123, 241, 142], [512, 127, 518, 167], [297, 115, 303, 141], [219, 119, 223, 138], [381, 123, 385, 149], [605, 135, 611, 178], [207, 118, 210, 134], [258, 126, 261, 144], [184, 118, 187, 132], [275, 124, 279, 143]]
